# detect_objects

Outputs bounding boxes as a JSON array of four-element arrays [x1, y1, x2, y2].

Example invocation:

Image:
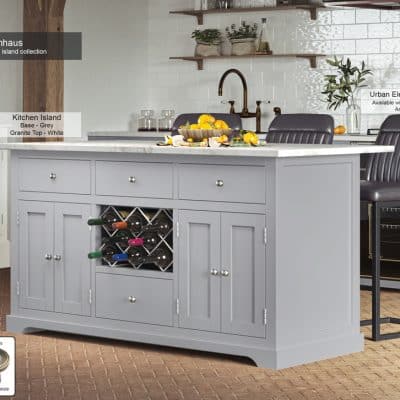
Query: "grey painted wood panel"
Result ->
[[274, 157, 360, 348], [221, 213, 266, 338], [178, 210, 221, 332], [19, 158, 91, 195], [54, 203, 91, 316], [95, 161, 173, 199], [95, 274, 173, 326], [178, 164, 266, 204], [19, 201, 54, 311]]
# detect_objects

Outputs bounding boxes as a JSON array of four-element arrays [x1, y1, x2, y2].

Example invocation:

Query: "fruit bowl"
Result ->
[[178, 128, 233, 142]]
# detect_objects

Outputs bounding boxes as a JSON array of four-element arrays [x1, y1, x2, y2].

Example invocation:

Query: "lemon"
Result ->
[[187, 138, 194, 143], [200, 122, 213, 130], [250, 135, 259, 146], [198, 114, 216, 125], [190, 123, 200, 130], [214, 120, 229, 130]]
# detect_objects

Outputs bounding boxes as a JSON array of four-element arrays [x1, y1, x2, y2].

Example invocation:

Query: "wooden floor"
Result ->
[[1, 268, 400, 400]]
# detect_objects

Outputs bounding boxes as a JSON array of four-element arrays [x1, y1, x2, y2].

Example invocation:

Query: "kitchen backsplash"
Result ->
[[148, 1, 400, 132]]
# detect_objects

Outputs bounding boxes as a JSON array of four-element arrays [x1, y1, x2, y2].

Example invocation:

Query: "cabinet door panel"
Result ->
[[54, 203, 91, 316], [19, 201, 54, 311], [221, 213, 266, 338], [178, 210, 220, 332]]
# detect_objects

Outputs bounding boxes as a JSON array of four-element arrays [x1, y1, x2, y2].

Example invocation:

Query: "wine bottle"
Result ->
[[88, 245, 119, 263], [143, 246, 173, 270], [102, 230, 132, 247], [112, 214, 146, 233], [142, 232, 159, 250], [142, 216, 172, 235], [88, 211, 119, 230], [112, 248, 147, 264], [127, 237, 145, 247]]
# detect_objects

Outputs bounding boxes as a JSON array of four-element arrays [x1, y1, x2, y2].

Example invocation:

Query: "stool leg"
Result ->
[[371, 202, 381, 341]]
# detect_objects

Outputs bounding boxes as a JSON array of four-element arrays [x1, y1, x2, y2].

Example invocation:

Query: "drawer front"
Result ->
[[178, 164, 266, 204], [19, 158, 91, 194], [96, 161, 173, 199], [95, 274, 173, 326]]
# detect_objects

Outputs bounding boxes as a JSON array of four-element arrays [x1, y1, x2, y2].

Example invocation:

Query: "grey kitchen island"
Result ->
[[0, 140, 393, 370]]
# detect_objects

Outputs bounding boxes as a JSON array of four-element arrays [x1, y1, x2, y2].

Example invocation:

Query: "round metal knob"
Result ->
[[49, 173, 57, 180], [216, 180, 224, 187], [54, 255, 62, 261], [220, 270, 230, 277], [210, 269, 219, 276], [129, 176, 137, 184], [45, 254, 53, 261], [128, 296, 136, 303]]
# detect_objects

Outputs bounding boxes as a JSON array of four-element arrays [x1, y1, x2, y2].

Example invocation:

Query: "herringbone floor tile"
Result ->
[[2, 268, 400, 399]]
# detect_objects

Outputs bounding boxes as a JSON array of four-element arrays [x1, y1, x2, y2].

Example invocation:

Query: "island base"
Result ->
[[7, 314, 364, 370]]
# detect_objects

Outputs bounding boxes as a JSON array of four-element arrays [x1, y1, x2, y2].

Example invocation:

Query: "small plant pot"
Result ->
[[230, 38, 256, 56], [195, 41, 221, 57]]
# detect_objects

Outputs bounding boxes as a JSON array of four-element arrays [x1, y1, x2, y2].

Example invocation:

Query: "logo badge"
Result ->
[[0, 337, 15, 396]]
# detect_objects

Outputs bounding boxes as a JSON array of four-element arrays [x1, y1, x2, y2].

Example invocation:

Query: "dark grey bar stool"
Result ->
[[361, 114, 400, 341], [267, 113, 334, 144], [172, 113, 242, 135]]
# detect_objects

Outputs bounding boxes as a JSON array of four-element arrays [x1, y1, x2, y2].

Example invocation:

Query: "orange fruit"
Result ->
[[334, 125, 346, 135]]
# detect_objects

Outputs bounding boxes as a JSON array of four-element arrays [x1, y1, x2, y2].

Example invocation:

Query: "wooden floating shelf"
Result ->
[[170, 54, 325, 70], [324, 1, 400, 10], [169, 5, 325, 24]]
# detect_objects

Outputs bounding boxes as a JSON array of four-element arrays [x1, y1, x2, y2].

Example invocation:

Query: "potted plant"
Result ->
[[225, 22, 258, 56], [191, 29, 222, 57], [322, 57, 372, 134]]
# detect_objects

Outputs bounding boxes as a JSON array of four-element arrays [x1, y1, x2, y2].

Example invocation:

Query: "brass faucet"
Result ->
[[218, 68, 262, 133]]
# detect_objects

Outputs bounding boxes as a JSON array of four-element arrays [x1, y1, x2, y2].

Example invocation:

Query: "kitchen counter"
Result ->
[[333, 135, 377, 143], [0, 140, 391, 158], [4, 141, 393, 370]]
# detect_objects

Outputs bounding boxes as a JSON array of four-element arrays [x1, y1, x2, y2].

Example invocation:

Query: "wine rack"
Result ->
[[97, 205, 173, 272]]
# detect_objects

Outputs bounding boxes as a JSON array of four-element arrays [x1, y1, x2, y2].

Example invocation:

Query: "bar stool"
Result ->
[[267, 113, 334, 144], [361, 114, 400, 341], [171, 113, 242, 135]]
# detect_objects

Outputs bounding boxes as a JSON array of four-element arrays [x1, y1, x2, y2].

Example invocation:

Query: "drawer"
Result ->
[[96, 161, 173, 199], [19, 158, 91, 194], [178, 164, 266, 204], [95, 274, 173, 326]]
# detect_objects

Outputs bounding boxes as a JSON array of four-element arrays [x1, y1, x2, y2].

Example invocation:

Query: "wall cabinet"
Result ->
[[18, 201, 91, 316], [178, 210, 266, 338]]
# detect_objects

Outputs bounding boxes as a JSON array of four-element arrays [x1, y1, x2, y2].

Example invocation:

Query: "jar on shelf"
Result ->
[[138, 110, 157, 132], [158, 110, 176, 132]]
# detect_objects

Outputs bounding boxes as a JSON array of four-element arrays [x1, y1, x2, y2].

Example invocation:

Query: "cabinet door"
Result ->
[[178, 210, 221, 332], [221, 213, 266, 338], [54, 203, 91, 316], [19, 201, 54, 311]]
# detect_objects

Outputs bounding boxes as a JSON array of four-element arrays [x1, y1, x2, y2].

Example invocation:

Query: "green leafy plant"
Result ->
[[191, 29, 222, 45], [322, 57, 372, 110], [225, 21, 258, 41]]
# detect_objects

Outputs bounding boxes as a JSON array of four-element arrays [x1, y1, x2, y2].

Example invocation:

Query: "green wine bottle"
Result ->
[[88, 245, 119, 263]]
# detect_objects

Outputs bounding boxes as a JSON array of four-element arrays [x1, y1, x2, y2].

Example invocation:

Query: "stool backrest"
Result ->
[[267, 114, 334, 144], [172, 113, 242, 135], [366, 115, 400, 183]]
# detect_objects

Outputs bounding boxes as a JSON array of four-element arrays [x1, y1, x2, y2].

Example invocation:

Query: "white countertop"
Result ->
[[0, 140, 393, 158], [333, 135, 377, 143], [88, 131, 379, 143]]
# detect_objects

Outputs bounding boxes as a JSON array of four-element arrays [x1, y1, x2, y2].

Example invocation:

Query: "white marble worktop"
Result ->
[[0, 140, 393, 158], [333, 135, 377, 143]]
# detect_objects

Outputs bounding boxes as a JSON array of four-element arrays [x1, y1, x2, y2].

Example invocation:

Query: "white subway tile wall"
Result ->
[[148, 2, 400, 132]]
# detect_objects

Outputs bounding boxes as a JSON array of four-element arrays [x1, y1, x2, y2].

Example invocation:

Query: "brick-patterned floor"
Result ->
[[2, 268, 400, 400]]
